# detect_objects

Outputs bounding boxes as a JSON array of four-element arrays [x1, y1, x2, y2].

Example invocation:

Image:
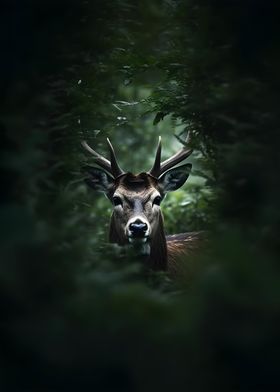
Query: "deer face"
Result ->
[[109, 173, 160, 244], [84, 166, 191, 247]]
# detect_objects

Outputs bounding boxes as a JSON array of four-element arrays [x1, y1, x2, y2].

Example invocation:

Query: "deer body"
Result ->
[[82, 136, 201, 273]]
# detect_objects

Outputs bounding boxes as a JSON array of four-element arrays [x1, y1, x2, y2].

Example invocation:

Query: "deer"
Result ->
[[82, 135, 203, 275]]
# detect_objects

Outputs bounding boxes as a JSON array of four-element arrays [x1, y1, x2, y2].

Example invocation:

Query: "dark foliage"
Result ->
[[1, 0, 280, 391]]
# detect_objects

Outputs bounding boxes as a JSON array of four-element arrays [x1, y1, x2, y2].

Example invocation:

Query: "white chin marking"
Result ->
[[128, 237, 148, 244], [127, 238, 150, 256]]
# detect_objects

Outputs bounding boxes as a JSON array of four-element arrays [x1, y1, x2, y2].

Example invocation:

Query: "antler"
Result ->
[[81, 138, 124, 178], [148, 133, 193, 178]]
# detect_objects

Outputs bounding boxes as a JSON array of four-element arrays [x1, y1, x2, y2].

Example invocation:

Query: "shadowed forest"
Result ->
[[1, 0, 280, 391]]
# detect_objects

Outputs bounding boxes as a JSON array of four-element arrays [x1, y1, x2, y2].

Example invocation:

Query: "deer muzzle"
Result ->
[[126, 217, 150, 242]]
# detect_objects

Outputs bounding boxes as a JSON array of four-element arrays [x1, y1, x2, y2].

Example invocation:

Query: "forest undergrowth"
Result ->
[[1, 1, 279, 391]]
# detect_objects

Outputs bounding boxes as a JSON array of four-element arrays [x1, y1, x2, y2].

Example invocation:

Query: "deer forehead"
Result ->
[[114, 185, 160, 204], [113, 173, 159, 199]]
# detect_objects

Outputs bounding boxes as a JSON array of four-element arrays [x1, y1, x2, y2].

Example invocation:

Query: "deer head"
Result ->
[[82, 136, 192, 268]]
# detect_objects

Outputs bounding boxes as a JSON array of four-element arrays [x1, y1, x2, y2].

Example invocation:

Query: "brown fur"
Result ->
[[166, 232, 204, 275], [147, 213, 168, 270]]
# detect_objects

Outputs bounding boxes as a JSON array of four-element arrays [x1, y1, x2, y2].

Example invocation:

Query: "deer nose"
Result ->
[[129, 219, 148, 237]]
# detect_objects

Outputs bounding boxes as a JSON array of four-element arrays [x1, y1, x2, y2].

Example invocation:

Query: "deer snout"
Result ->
[[126, 218, 150, 240], [130, 220, 148, 235]]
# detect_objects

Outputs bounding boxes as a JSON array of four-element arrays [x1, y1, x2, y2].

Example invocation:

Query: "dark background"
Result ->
[[1, 0, 280, 391]]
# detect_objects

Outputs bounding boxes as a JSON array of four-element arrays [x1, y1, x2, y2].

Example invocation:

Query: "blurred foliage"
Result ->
[[1, 0, 280, 391]]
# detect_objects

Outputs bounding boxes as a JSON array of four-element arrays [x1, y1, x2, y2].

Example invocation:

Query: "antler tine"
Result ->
[[106, 138, 125, 178], [81, 139, 125, 178], [148, 136, 162, 177], [81, 140, 113, 175], [148, 133, 193, 178], [159, 143, 193, 176]]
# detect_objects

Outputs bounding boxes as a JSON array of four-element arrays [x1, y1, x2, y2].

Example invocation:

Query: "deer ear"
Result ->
[[159, 164, 192, 193], [83, 166, 114, 193]]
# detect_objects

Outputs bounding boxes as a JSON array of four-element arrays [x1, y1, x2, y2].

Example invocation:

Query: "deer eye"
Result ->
[[153, 196, 162, 206], [112, 196, 123, 207]]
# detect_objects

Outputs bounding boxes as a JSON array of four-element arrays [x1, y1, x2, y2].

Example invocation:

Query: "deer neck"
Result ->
[[148, 212, 168, 270], [109, 213, 127, 245]]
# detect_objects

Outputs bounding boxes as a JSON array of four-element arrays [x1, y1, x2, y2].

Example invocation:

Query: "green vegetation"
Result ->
[[1, 1, 279, 390]]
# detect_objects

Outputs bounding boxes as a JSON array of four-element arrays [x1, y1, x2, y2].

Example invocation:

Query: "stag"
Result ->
[[82, 136, 202, 274]]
